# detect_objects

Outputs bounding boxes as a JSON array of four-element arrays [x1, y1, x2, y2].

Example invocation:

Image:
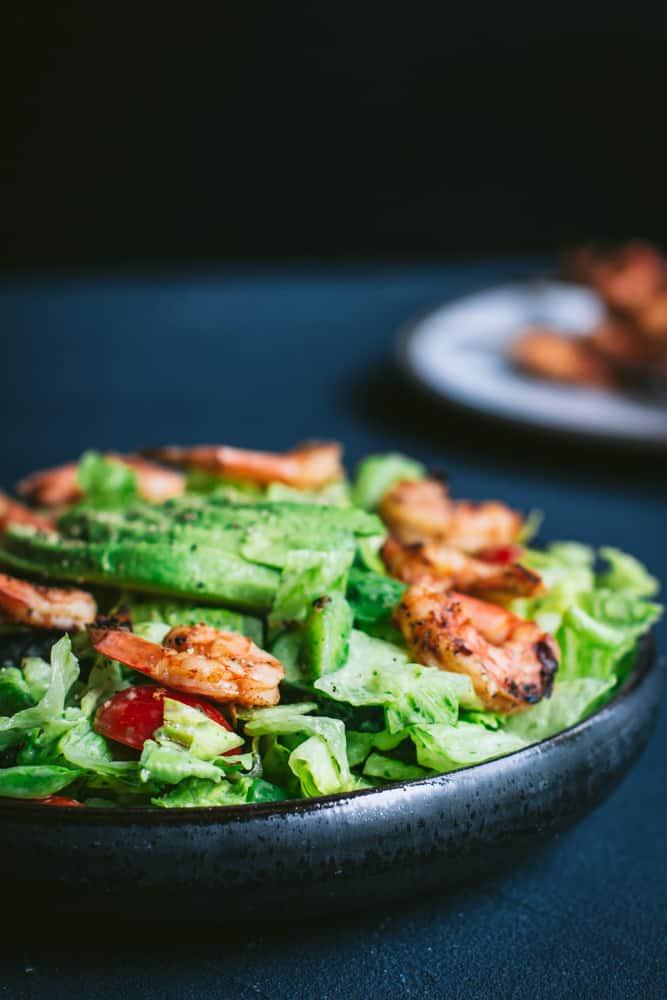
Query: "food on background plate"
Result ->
[[0, 444, 660, 808], [511, 240, 667, 392]]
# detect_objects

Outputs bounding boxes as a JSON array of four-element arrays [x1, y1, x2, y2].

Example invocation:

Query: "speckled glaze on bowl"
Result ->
[[0, 636, 660, 921]]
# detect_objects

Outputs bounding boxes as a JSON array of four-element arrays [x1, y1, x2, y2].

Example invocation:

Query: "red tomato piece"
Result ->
[[39, 796, 83, 807], [94, 685, 237, 752], [477, 544, 524, 566]]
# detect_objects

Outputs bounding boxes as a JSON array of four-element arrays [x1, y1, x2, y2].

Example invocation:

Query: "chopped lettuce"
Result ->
[[77, 451, 138, 507], [597, 546, 659, 597], [346, 567, 406, 626], [410, 722, 528, 772], [505, 677, 616, 741], [152, 775, 286, 808], [0, 765, 81, 799], [0, 636, 79, 737], [269, 550, 354, 626], [315, 629, 480, 732], [0, 667, 33, 714], [241, 703, 353, 796], [80, 657, 129, 717], [362, 752, 431, 783], [265, 480, 351, 507], [352, 453, 426, 510], [289, 735, 346, 796]]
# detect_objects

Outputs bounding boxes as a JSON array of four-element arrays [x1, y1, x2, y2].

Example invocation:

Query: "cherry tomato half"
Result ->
[[477, 544, 524, 565], [94, 686, 236, 752]]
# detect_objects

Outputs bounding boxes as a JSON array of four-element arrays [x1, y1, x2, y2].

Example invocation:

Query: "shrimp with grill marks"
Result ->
[[17, 455, 185, 508], [143, 441, 344, 490], [89, 623, 285, 707], [394, 584, 559, 714], [0, 492, 54, 534], [0, 572, 97, 632], [382, 537, 544, 601], [379, 478, 524, 552]]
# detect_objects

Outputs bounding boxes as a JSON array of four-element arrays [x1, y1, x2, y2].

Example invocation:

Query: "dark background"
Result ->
[[3, 7, 667, 269]]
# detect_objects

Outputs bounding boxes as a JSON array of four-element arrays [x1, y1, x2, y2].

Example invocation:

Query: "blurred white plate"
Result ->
[[400, 280, 667, 447]]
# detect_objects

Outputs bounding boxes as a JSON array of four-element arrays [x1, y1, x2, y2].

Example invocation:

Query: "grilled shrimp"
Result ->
[[382, 537, 544, 601], [379, 478, 524, 552], [511, 327, 617, 389], [0, 572, 97, 631], [0, 492, 54, 533], [394, 584, 559, 714], [89, 623, 285, 706], [564, 242, 666, 311], [17, 455, 185, 508], [143, 441, 344, 490]]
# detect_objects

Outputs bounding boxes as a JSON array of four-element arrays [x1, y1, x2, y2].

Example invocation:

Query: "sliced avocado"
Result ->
[[300, 592, 353, 679], [0, 526, 279, 611]]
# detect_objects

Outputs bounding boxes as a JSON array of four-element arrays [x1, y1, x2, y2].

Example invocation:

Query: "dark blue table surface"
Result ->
[[1, 259, 665, 999]]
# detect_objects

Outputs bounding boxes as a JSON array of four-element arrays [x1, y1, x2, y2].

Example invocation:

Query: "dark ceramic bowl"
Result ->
[[0, 635, 660, 921]]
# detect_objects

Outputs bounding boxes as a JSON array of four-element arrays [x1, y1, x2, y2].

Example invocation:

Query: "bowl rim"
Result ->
[[0, 632, 658, 824]]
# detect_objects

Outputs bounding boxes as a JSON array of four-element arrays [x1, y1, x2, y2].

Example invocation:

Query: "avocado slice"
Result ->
[[0, 525, 279, 612]]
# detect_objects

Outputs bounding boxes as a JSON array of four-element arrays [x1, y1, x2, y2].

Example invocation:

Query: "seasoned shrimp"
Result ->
[[564, 242, 666, 311], [633, 289, 667, 340], [511, 327, 617, 389], [382, 537, 544, 601], [17, 455, 185, 508], [394, 584, 559, 714], [379, 478, 524, 552], [143, 441, 344, 490], [89, 623, 285, 707], [0, 492, 54, 534], [0, 572, 97, 631]]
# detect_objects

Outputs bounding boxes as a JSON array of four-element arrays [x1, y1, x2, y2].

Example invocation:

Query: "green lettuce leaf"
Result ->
[[77, 451, 138, 507], [345, 730, 378, 767], [411, 722, 527, 772], [241, 703, 353, 796], [346, 568, 406, 626], [362, 752, 431, 782], [0, 667, 34, 714], [57, 720, 146, 794], [597, 547, 659, 597], [22, 657, 52, 702], [288, 735, 346, 795], [315, 629, 480, 732], [269, 549, 354, 626], [80, 657, 130, 717], [151, 774, 286, 808], [0, 765, 81, 798], [265, 481, 352, 507], [352, 453, 426, 510], [505, 677, 616, 742], [0, 636, 79, 737]]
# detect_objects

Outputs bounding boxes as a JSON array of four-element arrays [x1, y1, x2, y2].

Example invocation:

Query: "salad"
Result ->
[[0, 443, 660, 809]]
